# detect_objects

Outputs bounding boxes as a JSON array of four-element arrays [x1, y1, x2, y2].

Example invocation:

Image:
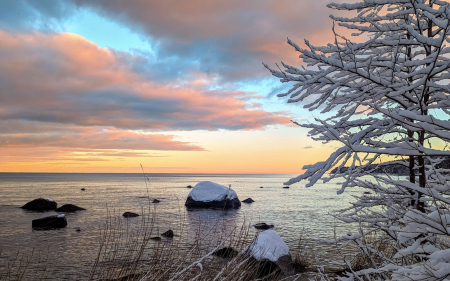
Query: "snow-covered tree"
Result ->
[[266, 0, 450, 279]]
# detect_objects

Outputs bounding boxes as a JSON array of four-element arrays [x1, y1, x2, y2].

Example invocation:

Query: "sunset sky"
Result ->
[[0, 0, 345, 173]]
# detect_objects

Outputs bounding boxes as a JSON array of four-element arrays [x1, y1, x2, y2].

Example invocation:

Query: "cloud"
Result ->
[[0, 31, 289, 132], [0, 124, 204, 151], [303, 146, 313, 149], [0, 0, 341, 84]]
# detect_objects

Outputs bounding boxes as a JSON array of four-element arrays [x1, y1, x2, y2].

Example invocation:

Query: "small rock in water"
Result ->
[[187, 185, 193, 188], [242, 198, 255, 203], [260, 186, 264, 188], [283, 186, 290, 189], [21, 198, 57, 212], [81, 188, 85, 191], [76, 228, 81, 232], [123, 212, 139, 218], [162, 229, 174, 238], [150, 237, 161, 241], [32, 215, 67, 229], [254, 223, 274, 230], [213, 247, 238, 258], [55, 204, 86, 212], [152, 199, 160, 203], [363, 191, 371, 195]]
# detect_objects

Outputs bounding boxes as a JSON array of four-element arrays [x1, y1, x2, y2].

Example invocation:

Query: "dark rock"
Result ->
[[251, 257, 283, 279], [213, 247, 238, 258], [254, 223, 274, 230], [32, 215, 67, 229], [81, 188, 85, 191], [283, 186, 290, 189], [276, 254, 295, 276], [76, 228, 81, 232], [55, 204, 86, 212], [242, 198, 255, 203], [162, 229, 174, 238], [122, 212, 139, 218], [260, 186, 264, 188], [21, 198, 57, 212], [185, 197, 241, 209], [152, 199, 160, 203], [187, 185, 193, 188], [150, 236, 161, 241], [363, 191, 372, 195]]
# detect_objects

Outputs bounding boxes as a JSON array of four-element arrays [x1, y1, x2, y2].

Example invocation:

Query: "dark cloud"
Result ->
[[0, 0, 341, 83], [0, 0, 77, 32]]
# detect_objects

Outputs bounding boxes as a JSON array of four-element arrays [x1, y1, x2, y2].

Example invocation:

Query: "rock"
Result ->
[[254, 223, 274, 230], [76, 228, 81, 232], [283, 186, 290, 189], [161, 229, 174, 238], [187, 185, 193, 188], [242, 198, 255, 203], [249, 230, 295, 276], [363, 191, 372, 195], [150, 237, 161, 241], [32, 214, 67, 229], [185, 181, 241, 209], [81, 188, 85, 191], [123, 212, 139, 218], [55, 204, 86, 212], [213, 247, 238, 258], [152, 199, 160, 203], [21, 198, 57, 212], [260, 186, 264, 188], [248, 257, 282, 279]]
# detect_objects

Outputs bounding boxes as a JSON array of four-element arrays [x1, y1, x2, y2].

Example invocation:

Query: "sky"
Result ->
[[0, 0, 347, 174]]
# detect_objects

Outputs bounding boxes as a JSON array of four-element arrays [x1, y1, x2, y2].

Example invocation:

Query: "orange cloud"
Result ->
[[0, 31, 289, 131]]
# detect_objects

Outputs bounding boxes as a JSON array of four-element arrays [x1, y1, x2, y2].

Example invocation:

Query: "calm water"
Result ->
[[0, 173, 362, 280]]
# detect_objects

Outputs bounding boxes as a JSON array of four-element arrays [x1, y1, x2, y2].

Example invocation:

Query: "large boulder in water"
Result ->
[[55, 204, 86, 213], [185, 181, 241, 209], [249, 230, 295, 276], [32, 214, 67, 229], [21, 198, 57, 212]]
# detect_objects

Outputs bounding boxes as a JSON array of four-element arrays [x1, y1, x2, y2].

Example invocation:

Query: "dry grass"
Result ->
[[291, 230, 312, 273], [87, 206, 294, 281], [0, 248, 49, 281]]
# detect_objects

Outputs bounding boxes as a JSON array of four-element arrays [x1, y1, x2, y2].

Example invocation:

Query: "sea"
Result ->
[[0, 173, 364, 280]]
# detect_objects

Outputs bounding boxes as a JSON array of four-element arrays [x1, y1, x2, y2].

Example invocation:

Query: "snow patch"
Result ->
[[249, 230, 290, 262], [57, 214, 65, 218], [44, 198, 54, 202], [187, 181, 238, 202]]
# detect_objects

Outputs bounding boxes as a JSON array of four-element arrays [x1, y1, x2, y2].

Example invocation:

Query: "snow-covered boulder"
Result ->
[[185, 181, 241, 209], [32, 214, 67, 229], [249, 230, 294, 276], [21, 198, 57, 212]]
